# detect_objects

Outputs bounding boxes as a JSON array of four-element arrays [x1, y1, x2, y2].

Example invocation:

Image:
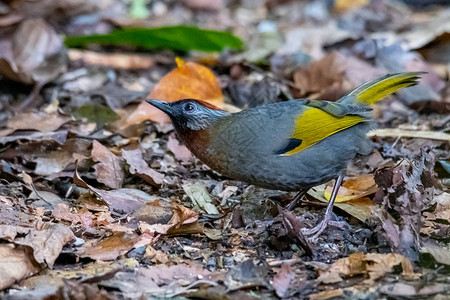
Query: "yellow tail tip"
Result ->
[[349, 72, 426, 105]]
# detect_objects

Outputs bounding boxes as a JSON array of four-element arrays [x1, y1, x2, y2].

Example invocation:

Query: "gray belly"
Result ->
[[202, 124, 371, 191]]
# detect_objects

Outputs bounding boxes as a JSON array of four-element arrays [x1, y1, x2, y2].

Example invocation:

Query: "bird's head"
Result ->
[[147, 99, 230, 132]]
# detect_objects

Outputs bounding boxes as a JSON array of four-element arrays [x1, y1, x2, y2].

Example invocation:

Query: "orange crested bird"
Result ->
[[148, 72, 423, 240]]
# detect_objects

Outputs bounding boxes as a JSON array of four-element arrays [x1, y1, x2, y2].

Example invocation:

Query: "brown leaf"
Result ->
[[122, 148, 164, 187], [82, 232, 140, 261], [324, 174, 378, 202], [0, 223, 74, 268], [52, 203, 96, 228], [33, 139, 90, 176], [125, 57, 224, 125], [309, 289, 344, 300], [68, 49, 155, 69], [0, 18, 66, 84], [74, 167, 160, 215], [334, 0, 368, 13], [167, 135, 192, 164], [168, 204, 199, 228], [0, 244, 41, 290], [0, 130, 68, 145], [316, 252, 415, 284], [293, 52, 348, 100], [374, 150, 438, 261], [272, 263, 295, 298], [92, 140, 125, 189], [5, 111, 70, 133], [308, 185, 375, 222]]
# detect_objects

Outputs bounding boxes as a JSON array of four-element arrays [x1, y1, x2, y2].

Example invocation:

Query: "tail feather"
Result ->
[[339, 72, 425, 106]]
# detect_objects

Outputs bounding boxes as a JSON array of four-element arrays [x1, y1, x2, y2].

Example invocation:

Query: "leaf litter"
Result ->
[[0, 0, 450, 299]]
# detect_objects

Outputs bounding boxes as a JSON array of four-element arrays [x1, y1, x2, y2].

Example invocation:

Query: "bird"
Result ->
[[147, 72, 423, 240]]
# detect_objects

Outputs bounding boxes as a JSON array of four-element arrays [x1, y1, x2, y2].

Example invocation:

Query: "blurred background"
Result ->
[[0, 0, 448, 116]]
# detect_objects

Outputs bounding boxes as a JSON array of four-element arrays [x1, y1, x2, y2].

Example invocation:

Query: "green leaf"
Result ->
[[72, 105, 120, 127], [65, 25, 243, 52]]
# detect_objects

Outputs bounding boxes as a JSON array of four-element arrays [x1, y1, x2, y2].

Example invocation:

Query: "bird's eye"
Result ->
[[183, 103, 196, 112]]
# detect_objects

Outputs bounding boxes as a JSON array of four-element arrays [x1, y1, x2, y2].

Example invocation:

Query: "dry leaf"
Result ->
[[324, 174, 378, 202], [167, 135, 192, 164], [272, 263, 295, 298], [82, 232, 140, 261], [0, 130, 68, 145], [52, 203, 96, 228], [423, 242, 450, 265], [380, 282, 450, 297], [309, 289, 344, 300], [334, 0, 368, 13], [0, 244, 41, 290], [316, 252, 415, 284], [169, 204, 199, 228], [122, 148, 164, 187], [293, 52, 348, 100], [73, 167, 160, 215], [92, 140, 125, 189], [5, 112, 70, 133], [0, 18, 66, 84], [0, 223, 75, 268], [125, 57, 224, 124], [182, 182, 219, 215], [68, 49, 155, 69], [308, 184, 375, 222]]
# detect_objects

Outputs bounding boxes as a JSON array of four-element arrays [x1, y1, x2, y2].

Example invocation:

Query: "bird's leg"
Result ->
[[304, 174, 344, 240], [286, 189, 308, 211]]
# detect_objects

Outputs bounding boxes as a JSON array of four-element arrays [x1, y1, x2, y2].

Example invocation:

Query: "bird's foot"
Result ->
[[303, 215, 331, 242], [303, 217, 348, 242]]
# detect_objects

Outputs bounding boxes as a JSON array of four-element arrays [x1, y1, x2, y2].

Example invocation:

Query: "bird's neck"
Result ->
[[176, 126, 212, 157]]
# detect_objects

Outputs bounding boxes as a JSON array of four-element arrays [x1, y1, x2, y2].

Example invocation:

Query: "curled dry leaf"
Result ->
[[0, 223, 75, 268], [0, 18, 67, 84], [125, 57, 224, 125], [138, 203, 199, 236], [92, 140, 125, 189], [316, 252, 415, 284], [0, 244, 41, 290], [122, 148, 164, 187], [374, 150, 439, 262], [324, 174, 378, 202], [422, 192, 450, 237]]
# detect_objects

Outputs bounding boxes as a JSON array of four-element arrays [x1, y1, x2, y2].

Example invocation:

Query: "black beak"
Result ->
[[146, 99, 172, 115]]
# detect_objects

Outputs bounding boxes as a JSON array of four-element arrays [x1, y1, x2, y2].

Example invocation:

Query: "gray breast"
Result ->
[[203, 101, 372, 191]]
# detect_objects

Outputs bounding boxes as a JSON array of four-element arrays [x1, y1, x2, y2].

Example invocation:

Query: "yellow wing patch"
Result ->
[[281, 107, 365, 156]]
